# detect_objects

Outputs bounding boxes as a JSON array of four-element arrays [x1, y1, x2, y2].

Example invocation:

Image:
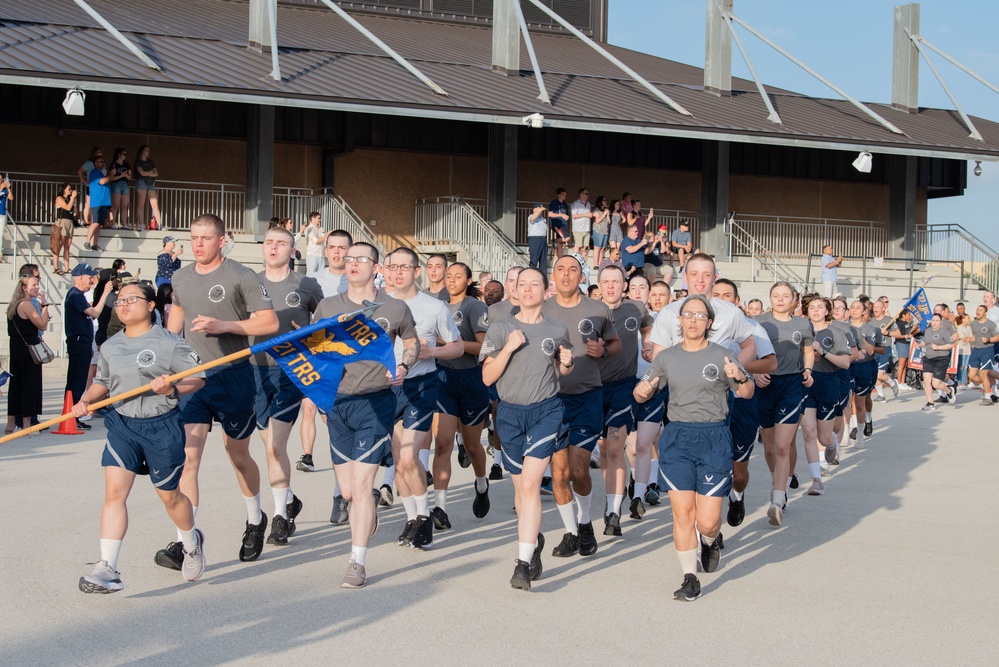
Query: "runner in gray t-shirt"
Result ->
[[641, 342, 747, 422], [74, 281, 208, 593], [481, 266, 574, 591], [756, 312, 814, 376], [250, 228, 324, 546], [158, 214, 279, 571]]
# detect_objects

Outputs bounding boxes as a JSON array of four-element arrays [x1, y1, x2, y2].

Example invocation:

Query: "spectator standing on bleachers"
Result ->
[[527, 203, 549, 274], [84, 155, 111, 252], [156, 236, 183, 288], [107, 148, 132, 230], [608, 199, 624, 252], [133, 144, 162, 229], [591, 196, 610, 267], [820, 245, 843, 298], [52, 183, 76, 274], [0, 175, 13, 264], [548, 188, 570, 259], [671, 220, 694, 268], [65, 263, 113, 431], [302, 211, 325, 274], [570, 188, 594, 264], [77, 147, 104, 228]]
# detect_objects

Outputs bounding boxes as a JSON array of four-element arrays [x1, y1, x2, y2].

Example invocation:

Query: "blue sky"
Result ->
[[607, 1, 999, 249]]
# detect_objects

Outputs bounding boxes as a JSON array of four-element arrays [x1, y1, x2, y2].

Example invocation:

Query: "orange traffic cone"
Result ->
[[53, 391, 84, 435]]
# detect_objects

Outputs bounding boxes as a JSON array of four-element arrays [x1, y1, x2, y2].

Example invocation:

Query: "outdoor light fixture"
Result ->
[[62, 88, 86, 116], [974, 161, 983, 177], [852, 150, 873, 173], [523, 112, 545, 129]]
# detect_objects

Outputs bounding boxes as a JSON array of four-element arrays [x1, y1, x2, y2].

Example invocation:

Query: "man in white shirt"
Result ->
[[570, 188, 594, 264]]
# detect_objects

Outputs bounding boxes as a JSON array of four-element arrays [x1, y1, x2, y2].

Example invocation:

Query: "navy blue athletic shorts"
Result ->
[[253, 364, 304, 430], [658, 421, 733, 497], [102, 408, 186, 491], [729, 393, 758, 463], [558, 386, 604, 451], [874, 350, 891, 372], [181, 362, 256, 439], [496, 396, 566, 474], [835, 369, 852, 417], [970, 347, 994, 370], [758, 373, 806, 429], [436, 366, 491, 426], [327, 389, 395, 466], [393, 372, 438, 432], [636, 385, 669, 425], [852, 361, 877, 397], [602, 377, 637, 435], [804, 371, 839, 420]]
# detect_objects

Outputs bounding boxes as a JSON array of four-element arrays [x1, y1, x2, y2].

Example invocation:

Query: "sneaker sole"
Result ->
[[266, 534, 289, 545], [296, 463, 316, 472], [673, 590, 700, 602], [808, 488, 825, 496], [154, 552, 183, 571], [340, 579, 366, 589], [510, 574, 531, 591], [183, 530, 207, 582], [767, 505, 783, 526], [79, 578, 122, 594]]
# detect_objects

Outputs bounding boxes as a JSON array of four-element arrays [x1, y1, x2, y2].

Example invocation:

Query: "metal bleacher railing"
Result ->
[[414, 196, 527, 276]]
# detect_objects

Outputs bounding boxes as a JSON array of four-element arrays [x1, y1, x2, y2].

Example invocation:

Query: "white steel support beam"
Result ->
[[515, 1, 550, 104], [723, 15, 780, 124], [727, 12, 905, 136], [72, 0, 162, 72], [906, 30, 982, 142], [318, 0, 447, 97], [914, 35, 999, 96], [267, 0, 281, 82], [524, 0, 691, 116]]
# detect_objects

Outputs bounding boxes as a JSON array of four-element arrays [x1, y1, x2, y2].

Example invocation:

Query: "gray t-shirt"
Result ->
[[813, 324, 850, 373], [830, 320, 858, 352], [390, 290, 460, 378], [756, 313, 814, 376], [923, 325, 954, 359], [857, 321, 884, 358], [873, 315, 895, 339], [489, 298, 520, 323], [670, 228, 691, 247], [971, 319, 998, 349], [250, 271, 324, 367], [542, 296, 618, 395], [600, 300, 654, 383], [650, 298, 755, 350], [642, 342, 745, 423], [426, 287, 450, 302], [481, 315, 571, 406], [439, 296, 490, 371], [171, 259, 274, 364], [312, 289, 418, 395], [308, 269, 348, 298], [95, 326, 206, 418]]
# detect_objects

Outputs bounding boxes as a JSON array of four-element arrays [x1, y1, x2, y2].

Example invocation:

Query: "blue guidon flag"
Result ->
[[250, 313, 396, 413], [902, 287, 933, 330]]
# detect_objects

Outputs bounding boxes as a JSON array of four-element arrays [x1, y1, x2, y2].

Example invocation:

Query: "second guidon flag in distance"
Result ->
[[249, 312, 396, 413], [902, 287, 933, 330]]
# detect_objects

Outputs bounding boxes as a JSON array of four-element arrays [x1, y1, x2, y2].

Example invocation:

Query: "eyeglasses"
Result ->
[[680, 311, 709, 321], [113, 296, 149, 307], [385, 264, 415, 272], [344, 256, 374, 264]]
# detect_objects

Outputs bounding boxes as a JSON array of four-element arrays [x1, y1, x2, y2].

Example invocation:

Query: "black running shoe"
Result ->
[[674, 573, 701, 601], [411, 515, 434, 549], [578, 522, 598, 556], [863, 419, 873, 437], [510, 559, 531, 591], [296, 454, 315, 472], [489, 463, 503, 480], [267, 515, 289, 545], [472, 479, 490, 518], [154, 541, 184, 570], [726, 497, 745, 527], [426, 470, 434, 487], [551, 532, 580, 557], [430, 506, 451, 530], [789, 473, 799, 490], [603, 513, 622, 537], [627, 475, 635, 500], [540, 477, 553, 496], [529, 533, 545, 580], [397, 519, 417, 547], [699, 534, 722, 573], [76, 420, 92, 431], [239, 513, 267, 562], [645, 483, 662, 506], [629, 497, 646, 520], [286, 495, 303, 537], [457, 442, 470, 468], [850, 425, 859, 438]]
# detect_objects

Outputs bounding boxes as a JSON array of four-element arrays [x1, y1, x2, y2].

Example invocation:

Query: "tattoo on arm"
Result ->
[[401, 340, 418, 368]]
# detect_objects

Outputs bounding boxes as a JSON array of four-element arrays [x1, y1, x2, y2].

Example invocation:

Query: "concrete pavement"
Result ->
[[1, 366, 996, 665]]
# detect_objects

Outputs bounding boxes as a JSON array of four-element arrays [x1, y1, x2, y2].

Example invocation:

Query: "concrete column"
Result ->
[[888, 154, 918, 258], [245, 104, 275, 240], [249, 0, 272, 51], [491, 0, 520, 74], [700, 140, 730, 258], [704, 0, 733, 96], [486, 124, 518, 242]]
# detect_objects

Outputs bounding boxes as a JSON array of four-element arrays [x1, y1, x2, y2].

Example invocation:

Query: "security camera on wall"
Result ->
[[523, 112, 545, 129]]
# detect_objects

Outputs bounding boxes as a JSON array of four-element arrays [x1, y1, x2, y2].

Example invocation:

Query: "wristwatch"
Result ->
[[399, 362, 410, 372], [168, 385, 179, 400]]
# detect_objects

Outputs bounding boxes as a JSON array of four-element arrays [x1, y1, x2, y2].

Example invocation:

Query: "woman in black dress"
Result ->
[[6, 275, 50, 431]]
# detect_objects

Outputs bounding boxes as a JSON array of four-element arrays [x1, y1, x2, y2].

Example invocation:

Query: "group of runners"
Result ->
[[73, 216, 999, 601]]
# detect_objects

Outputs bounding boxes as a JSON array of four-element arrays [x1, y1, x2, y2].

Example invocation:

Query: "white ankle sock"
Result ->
[[382, 465, 396, 488], [475, 476, 488, 493], [676, 548, 698, 575], [493, 448, 502, 466], [419, 448, 431, 470], [730, 489, 744, 501], [434, 489, 447, 512], [177, 505, 197, 542], [634, 482, 648, 500], [351, 545, 367, 566], [333, 476, 341, 498], [557, 502, 577, 534], [518, 542, 535, 562], [573, 491, 592, 524], [400, 495, 417, 521], [606, 493, 623, 516], [415, 492, 430, 517], [179, 528, 198, 553], [244, 494, 263, 525], [808, 462, 821, 480], [100, 539, 122, 571], [272, 487, 289, 518], [648, 462, 659, 485], [771, 489, 786, 506]]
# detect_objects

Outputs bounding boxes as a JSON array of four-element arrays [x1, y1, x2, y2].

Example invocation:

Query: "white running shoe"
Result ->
[[807, 478, 825, 495], [182, 529, 207, 582], [889, 379, 899, 397]]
